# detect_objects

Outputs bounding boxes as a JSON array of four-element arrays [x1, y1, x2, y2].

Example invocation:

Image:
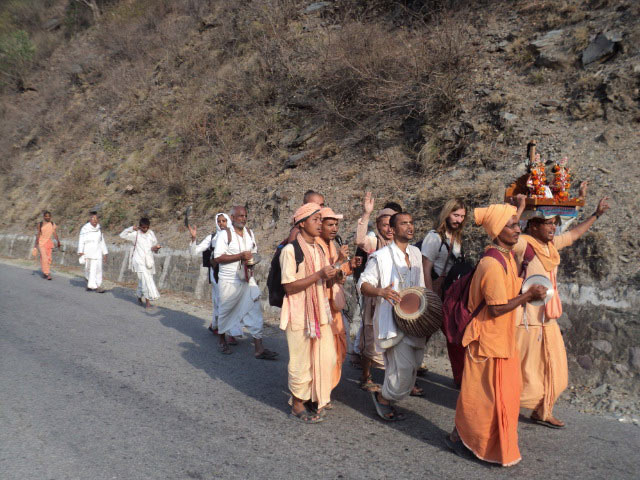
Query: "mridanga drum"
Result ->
[[392, 287, 443, 339]]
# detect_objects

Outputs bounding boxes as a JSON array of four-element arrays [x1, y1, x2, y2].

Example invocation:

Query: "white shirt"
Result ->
[[78, 223, 108, 259], [358, 242, 425, 348], [119, 227, 158, 274], [190, 233, 217, 256], [213, 227, 257, 282], [420, 230, 462, 277]]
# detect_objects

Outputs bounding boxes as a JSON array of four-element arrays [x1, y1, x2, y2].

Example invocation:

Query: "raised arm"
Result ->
[[566, 196, 609, 243], [356, 191, 375, 249], [514, 194, 527, 221]]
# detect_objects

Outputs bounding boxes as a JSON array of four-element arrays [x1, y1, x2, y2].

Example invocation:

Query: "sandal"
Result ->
[[371, 392, 405, 421], [410, 385, 425, 397], [445, 436, 469, 458], [208, 325, 217, 335], [359, 376, 381, 392], [227, 336, 238, 346], [290, 409, 323, 424], [531, 413, 565, 429], [46, 275, 52, 280], [255, 350, 278, 360], [304, 400, 327, 417], [219, 344, 232, 355]]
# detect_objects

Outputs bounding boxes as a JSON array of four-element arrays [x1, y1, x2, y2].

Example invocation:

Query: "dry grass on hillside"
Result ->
[[0, 0, 476, 233]]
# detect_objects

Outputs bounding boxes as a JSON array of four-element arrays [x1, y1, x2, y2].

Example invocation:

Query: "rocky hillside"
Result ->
[[1, 1, 639, 409]]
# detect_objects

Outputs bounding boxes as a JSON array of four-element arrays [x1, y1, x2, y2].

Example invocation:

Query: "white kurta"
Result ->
[[357, 242, 426, 403], [119, 227, 160, 301], [213, 227, 262, 337], [78, 222, 108, 289], [190, 232, 234, 333]]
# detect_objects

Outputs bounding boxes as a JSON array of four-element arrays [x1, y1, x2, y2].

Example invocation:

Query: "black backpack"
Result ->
[[267, 239, 304, 308], [202, 229, 232, 284]]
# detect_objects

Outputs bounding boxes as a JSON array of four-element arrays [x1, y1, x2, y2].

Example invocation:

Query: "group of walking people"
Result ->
[[33, 182, 609, 467]]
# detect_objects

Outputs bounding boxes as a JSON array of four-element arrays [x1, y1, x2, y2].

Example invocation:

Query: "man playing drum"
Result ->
[[358, 212, 426, 421]]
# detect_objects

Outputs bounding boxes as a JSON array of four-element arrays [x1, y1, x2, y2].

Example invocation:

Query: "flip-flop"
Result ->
[[208, 325, 217, 335], [360, 377, 381, 392], [227, 337, 238, 346], [445, 436, 469, 458], [370, 392, 406, 422], [290, 409, 324, 424], [255, 350, 277, 360], [304, 401, 327, 417], [410, 386, 425, 397], [531, 415, 565, 429]]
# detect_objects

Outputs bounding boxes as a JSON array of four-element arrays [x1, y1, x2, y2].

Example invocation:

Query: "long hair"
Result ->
[[433, 198, 467, 244]]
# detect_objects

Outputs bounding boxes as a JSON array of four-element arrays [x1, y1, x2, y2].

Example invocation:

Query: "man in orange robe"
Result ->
[[34, 211, 61, 280], [280, 203, 338, 423], [513, 189, 610, 428], [447, 204, 546, 467], [316, 207, 361, 392]]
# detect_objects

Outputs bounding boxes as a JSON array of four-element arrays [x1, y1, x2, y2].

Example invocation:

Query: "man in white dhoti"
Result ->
[[358, 212, 426, 421], [214, 206, 277, 359], [78, 211, 108, 293], [119, 217, 162, 308], [188, 212, 241, 341]]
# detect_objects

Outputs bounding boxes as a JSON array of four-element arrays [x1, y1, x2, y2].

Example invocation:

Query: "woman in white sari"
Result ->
[[120, 217, 162, 308], [188, 213, 241, 339]]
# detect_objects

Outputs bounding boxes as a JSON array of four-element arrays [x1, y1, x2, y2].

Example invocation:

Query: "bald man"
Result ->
[[214, 206, 277, 359]]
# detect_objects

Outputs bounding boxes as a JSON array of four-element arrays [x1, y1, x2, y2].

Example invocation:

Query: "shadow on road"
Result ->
[[126, 294, 457, 452]]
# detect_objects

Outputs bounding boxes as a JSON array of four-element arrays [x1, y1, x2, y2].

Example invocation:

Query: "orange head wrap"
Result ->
[[293, 202, 322, 225], [474, 204, 517, 239]]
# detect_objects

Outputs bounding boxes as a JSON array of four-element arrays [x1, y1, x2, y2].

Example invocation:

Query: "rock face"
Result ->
[[582, 32, 623, 66], [529, 29, 571, 69]]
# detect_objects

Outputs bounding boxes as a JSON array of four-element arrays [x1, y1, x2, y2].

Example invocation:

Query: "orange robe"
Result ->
[[455, 248, 523, 467], [513, 234, 572, 420], [279, 242, 336, 408], [316, 237, 353, 390], [38, 222, 56, 275]]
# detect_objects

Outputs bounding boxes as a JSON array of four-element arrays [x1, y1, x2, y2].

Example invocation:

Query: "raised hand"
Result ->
[[188, 224, 197, 240], [595, 196, 610, 217], [363, 191, 375, 215], [579, 181, 588, 199]]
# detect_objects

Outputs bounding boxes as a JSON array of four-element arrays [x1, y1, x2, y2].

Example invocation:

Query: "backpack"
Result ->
[[267, 239, 304, 308], [441, 248, 513, 346], [202, 229, 232, 283]]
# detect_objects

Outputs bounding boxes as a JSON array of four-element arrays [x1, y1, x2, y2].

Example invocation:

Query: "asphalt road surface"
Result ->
[[1, 262, 639, 480]]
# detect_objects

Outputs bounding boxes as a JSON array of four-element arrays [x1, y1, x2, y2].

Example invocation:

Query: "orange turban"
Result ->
[[293, 202, 322, 225], [474, 204, 517, 239]]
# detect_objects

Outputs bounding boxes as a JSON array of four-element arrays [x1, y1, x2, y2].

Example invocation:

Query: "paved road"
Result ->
[[1, 262, 638, 480]]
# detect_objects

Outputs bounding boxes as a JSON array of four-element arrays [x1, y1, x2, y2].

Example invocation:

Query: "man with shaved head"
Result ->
[[214, 205, 277, 359]]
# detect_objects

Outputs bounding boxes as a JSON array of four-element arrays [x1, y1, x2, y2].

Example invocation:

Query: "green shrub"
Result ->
[[0, 29, 35, 89]]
